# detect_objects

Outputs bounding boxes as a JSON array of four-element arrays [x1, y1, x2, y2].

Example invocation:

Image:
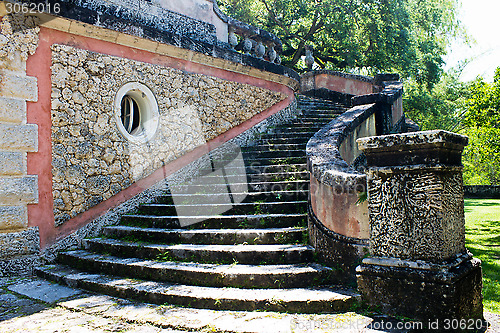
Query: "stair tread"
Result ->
[[87, 238, 313, 253], [105, 225, 306, 234], [62, 250, 328, 274], [124, 213, 306, 219], [37, 264, 356, 302]]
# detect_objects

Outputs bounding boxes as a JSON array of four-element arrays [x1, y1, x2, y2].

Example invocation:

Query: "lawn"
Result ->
[[464, 199, 500, 314]]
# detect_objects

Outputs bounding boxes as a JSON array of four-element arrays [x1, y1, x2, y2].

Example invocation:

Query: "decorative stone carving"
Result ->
[[228, 27, 238, 49], [267, 44, 277, 63], [255, 41, 265, 59], [356, 130, 483, 324], [242, 36, 253, 55], [305, 45, 314, 70]]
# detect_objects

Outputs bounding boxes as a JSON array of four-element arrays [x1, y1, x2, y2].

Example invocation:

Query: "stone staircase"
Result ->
[[36, 95, 360, 314]]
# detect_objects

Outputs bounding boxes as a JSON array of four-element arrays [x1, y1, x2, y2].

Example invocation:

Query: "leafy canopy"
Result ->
[[218, 0, 462, 84]]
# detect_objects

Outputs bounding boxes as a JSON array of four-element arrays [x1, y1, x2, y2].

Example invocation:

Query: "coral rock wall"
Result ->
[[51, 44, 285, 226]]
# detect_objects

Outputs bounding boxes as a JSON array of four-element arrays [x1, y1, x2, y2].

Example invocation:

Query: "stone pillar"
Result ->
[[356, 130, 483, 323]]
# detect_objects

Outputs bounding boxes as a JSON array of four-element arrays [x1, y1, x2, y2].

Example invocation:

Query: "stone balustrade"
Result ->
[[305, 73, 406, 282], [227, 19, 282, 65]]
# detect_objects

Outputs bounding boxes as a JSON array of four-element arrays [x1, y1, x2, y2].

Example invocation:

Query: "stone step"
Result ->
[[138, 201, 307, 216], [256, 132, 319, 140], [102, 226, 307, 245], [241, 143, 306, 151], [197, 163, 307, 176], [83, 238, 313, 265], [193, 171, 309, 183], [121, 213, 307, 229], [155, 190, 309, 205], [252, 137, 311, 145], [57, 250, 333, 289], [36, 265, 359, 313], [242, 149, 305, 159], [168, 180, 308, 195]]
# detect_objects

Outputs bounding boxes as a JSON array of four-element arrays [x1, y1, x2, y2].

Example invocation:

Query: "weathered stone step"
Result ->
[[138, 201, 307, 216], [265, 126, 326, 133], [102, 226, 307, 245], [37, 265, 359, 313], [241, 143, 306, 152], [253, 137, 311, 145], [121, 213, 307, 229], [57, 250, 333, 289], [193, 171, 309, 183], [257, 132, 319, 140], [83, 238, 313, 265], [242, 149, 305, 159], [196, 164, 308, 177], [169, 180, 308, 195], [156, 190, 308, 205], [247, 171, 309, 182]]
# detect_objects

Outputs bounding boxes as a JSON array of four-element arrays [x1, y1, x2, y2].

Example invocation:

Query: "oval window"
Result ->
[[114, 82, 159, 143]]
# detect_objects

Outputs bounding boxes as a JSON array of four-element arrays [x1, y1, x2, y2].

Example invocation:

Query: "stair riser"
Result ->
[[37, 267, 355, 313], [103, 227, 306, 245], [83, 240, 313, 265], [192, 171, 309, 183], [58, 253, 330, 289], [156, 190, 309, 205], [121, 215, 307, 229], [138, 201, 307, 216], [168, 181, 308, 195]]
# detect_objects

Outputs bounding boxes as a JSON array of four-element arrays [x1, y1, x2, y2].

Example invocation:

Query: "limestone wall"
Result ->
[[0, 13, 41, 275], [50, 44, 285, 226]]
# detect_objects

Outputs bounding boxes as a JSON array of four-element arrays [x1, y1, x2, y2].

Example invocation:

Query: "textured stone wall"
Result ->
[[51, 44, 285, 226], [367, 169, 466, 262], [0, 13, 41, 275], [43, 100, 299, 261]]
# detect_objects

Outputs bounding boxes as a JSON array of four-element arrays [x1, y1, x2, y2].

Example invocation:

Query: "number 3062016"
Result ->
[[6, 1, 61, 15]]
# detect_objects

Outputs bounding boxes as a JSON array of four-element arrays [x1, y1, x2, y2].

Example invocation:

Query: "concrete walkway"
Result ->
[[0, 275, 497, 332]]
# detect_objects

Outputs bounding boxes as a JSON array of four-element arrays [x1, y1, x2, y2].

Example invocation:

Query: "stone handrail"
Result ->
[[305, 77, 405, 282]]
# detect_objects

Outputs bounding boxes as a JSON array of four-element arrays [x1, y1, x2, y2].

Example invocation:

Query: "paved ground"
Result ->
[[0, 275, 497, 332]]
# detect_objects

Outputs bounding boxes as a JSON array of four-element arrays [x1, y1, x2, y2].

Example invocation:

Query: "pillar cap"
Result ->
[[357, 130, 469, 168], [357, 130, 468, 152]]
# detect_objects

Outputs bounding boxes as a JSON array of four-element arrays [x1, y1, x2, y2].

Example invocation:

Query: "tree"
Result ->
[[461, 68, 500, 185], [403, 65, 471, 131], [218, 0, 462, 85]]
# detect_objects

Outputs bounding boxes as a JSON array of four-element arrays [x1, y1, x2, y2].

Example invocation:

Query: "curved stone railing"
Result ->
[[305, 75, 405, 282]]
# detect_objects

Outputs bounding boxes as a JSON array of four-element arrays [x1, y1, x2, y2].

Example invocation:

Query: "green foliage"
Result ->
[[403, 66, 471, 131], [460, 68, 500, 185], [218, 0, 462, 84]]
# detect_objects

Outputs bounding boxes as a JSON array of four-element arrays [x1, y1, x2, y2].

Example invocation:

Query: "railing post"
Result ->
[[356, 130, 483, 325]]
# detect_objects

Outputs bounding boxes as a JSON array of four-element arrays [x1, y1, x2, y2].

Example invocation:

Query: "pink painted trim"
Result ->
[[26, 27, 295, 249]]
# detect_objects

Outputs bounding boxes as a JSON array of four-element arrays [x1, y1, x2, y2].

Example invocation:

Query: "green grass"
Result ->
[[464, 198, 500, 314]]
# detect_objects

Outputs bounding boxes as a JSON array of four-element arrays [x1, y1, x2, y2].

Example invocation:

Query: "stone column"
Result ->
[[356, 130, 483, 323]]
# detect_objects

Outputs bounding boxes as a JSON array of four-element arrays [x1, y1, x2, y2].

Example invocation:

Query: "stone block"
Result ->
[[0, 51, 25, 73], [0, 123, 38, 152], [357, 257, 483, 323], [0, 227, 40, 259], [0, 176, 38, 205], [0, 205, 27, 230], [0, 151, 25, 175], [0, 97, 26, 123], [0, 74, 38, 102]]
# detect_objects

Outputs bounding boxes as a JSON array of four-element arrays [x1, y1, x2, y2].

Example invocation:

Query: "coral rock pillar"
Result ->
[[356, 130, 483, 323]]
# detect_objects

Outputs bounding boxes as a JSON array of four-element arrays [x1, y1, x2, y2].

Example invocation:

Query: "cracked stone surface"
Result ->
[[0, 275, 498, 332]]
